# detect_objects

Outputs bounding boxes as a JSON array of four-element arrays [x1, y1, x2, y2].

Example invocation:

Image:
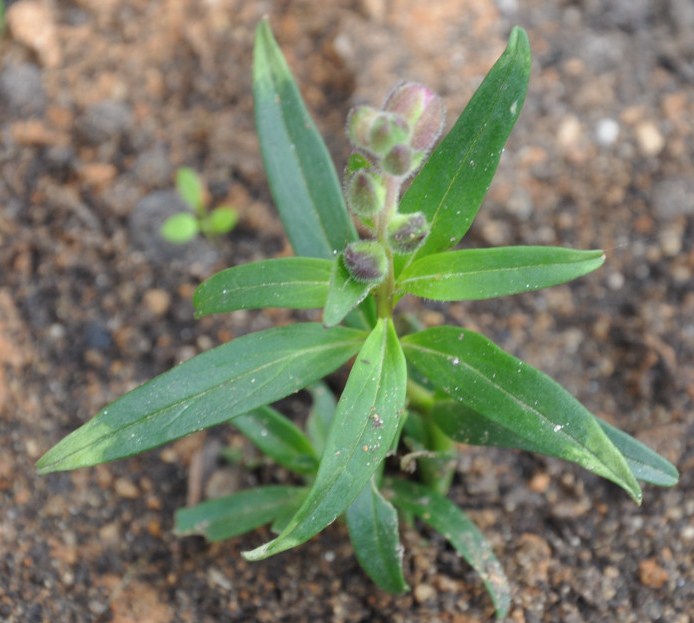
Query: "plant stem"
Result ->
[[374, 175, 401, 318], [406, 379, 456, 495]]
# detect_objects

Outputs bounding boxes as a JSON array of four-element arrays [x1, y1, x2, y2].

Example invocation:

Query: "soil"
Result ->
[[1, 1, 692, 622]]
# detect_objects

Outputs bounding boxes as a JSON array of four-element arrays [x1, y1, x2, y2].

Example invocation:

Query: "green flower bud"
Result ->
[[345, 169, 386, 218], [381, 144, 424, 177], [346, 105, 380, 151], [384, 82, 444, 152], [343, 240, 387, 284], [368, 112, 410, 155], [387, 212, 430, 254]]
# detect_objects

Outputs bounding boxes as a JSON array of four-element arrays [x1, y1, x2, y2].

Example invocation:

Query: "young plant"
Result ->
[[160, 167, 238, 243], [38, 20, 679, 619]]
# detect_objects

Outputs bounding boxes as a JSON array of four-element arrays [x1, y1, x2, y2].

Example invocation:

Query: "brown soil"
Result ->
[[1, 1, 692, 621]]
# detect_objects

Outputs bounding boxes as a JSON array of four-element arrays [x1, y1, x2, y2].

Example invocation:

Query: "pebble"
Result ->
[[413, 583, 436, 603], [143, 289, 172, 316], [0, 63, 45, 116], [133, 146, 173, 188], [114, 477, 139, 499], [638, 558, 669, 589], [6, 1, 62, 67], [595, 118, 620, 146], [76, 100, 133, 145], [635, 121, 665, 156], [652, 177, 694, 218]]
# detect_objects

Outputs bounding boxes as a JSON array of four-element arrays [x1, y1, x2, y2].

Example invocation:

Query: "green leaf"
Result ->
[[204, 206, 238, 235], [193, 257, 333, 318], [346, 478, 409, 594], [306, 382, 337, 457], [253, 19, 356, 258], [160, 213, 199, 243], [323, 254, 375, 327], [244, 319, 407, 560], [232, 406, 318, 476], [175, 485, 306, 542], [402, 327, 642, 503], [176, 167, 205, 215], [37, 324, 365, 473], [432, 402, 678, 487], [398, 27, 531, 267], [596, 418, 679, 487], [397, 247, 605, 301], [387, 478, 510, 620]]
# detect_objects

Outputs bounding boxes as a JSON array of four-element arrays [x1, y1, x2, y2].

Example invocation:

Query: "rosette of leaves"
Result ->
[[38, 19, 678, 620], [161, 167, 238, 243]]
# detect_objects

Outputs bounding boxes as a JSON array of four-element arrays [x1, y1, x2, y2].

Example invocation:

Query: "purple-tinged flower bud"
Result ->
[[347, 105, 381, 151], [343, 240, 387, 284], [384, 82, 444, 152], [368, 112, 410, 155], [387, 212, 429, 254], [381, 144, 425, 177], [345, 169, 386, 218]]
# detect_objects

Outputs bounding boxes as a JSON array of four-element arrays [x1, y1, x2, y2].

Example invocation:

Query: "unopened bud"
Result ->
[[345, 170, 386, 218], [384, 82, 444, 152], [347, 106, 381, 151], [382, 144, 423, 177], [343, 240, 387, 284], [368, 112, 410, 155], [387, 212, 429, 254]]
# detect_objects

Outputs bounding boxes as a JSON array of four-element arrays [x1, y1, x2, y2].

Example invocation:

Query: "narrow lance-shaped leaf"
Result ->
[[433, 402, 678, 487], [232, 406, 319, 476], [595, 418, 679, 487], [323, 254, 375, 328], [398, 27, 531, 268], [253, 19, 356, 259], [194, 257, 333, 318], [306, 382, 337, 457], [244, 318, 407, 560], [175, 485, 306, 542], [387, 478, 510, 620], [397, 247, 605, 301], [346, 478, 409, 594], [402, 327, 642, 503], [37, 324, 365, 473]]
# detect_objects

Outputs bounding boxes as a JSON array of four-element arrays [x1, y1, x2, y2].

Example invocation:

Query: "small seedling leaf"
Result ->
[[346, 478, 409, 594], [205, 206, 238, 234], [387, 478, 510, 620], [37, 324, 365, 473], [253, 19, 357, 258], [232, 406, 319, 476], [175, 485, 306, 542], [243, 319, 406, 560], [161, 212, 199, 243], [194, 257, 334, 317], [397, 247, 605, 301], [176, 167, 206, 215], [402, 326, 642, 503]]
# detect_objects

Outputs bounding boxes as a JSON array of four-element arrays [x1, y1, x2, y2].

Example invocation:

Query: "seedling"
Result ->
[[39, 20, 678, 619], [160, 167, 238, 243]]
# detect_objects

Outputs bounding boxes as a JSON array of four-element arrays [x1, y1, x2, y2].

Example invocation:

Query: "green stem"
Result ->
[[406, 379, 456, 495], [374, 176, 401, 319]]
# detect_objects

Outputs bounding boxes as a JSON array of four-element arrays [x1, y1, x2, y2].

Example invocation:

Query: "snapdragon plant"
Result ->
[[38, 20, 678, 619]]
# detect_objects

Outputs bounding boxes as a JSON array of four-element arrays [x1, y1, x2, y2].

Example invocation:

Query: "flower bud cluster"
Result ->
[[341, 83, 443, 285]]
